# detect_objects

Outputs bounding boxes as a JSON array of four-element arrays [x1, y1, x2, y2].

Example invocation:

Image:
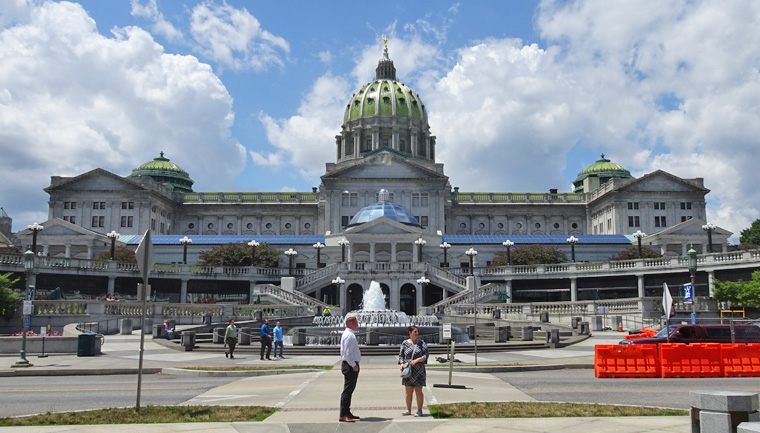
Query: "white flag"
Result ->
[[662, 282, 673, 318]]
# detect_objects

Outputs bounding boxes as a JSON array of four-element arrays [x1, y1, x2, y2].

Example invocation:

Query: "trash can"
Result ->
[[540, 311, 549, 322], [181, 331, 196, 352], [77, 332, 97, 357], [493, 309, 501, 319], [239, 327, 252, 345], [521, 327, 533, 341], [495, 326, 510, 343], [293, 328, 306, 346], [213, 327, 225, 344]]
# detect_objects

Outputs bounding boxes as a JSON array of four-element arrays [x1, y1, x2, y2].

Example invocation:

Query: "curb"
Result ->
[[161, 367, 325, 377], [0, 368, 162, 377]]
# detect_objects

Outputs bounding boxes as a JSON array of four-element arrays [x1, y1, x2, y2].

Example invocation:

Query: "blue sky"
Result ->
[[2, 0, 760, 243]]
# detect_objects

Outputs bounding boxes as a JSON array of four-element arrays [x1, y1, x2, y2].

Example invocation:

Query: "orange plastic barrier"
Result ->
[[623, 329, 658, 340], [594, 344, 660, 378], [660, 343, 722, 378], [721, 343, 760, 377]]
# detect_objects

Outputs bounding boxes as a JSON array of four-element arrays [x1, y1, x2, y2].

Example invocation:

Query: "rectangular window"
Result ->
[[412, 192, 429, 207], [121, 216, 133, 228], [382, 138, 389, 147], [63, 216, 69, 222], [680, 202, 693, 210], [151, 218, 156, 230], [655, 216, 667, 227], [69, 216, 76, 225], [341, 192, 358, 207], [654, 202, 666, 210], [627, 202, 639, 210], [341, 216, 350, 228], [93, 202, 98, 209], [160, 222, 165, 234], [419, 216, 428, 227], [122, 202, 134, 210], [399, 139, 406, 152], [607, 219, 612, 230], [64, 202, 70, 209], [681, 215, 693, 222]]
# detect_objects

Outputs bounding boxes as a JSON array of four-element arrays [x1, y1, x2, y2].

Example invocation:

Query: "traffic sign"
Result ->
[[683, 283, 693, 303], [24, 316, 30, 329], [22, 300, 33, 315], [443, 323, 452, 339], [27, 285, 35, 301]]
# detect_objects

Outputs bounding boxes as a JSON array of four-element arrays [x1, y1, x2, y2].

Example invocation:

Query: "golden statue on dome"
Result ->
[[382, 35, 388, 52]]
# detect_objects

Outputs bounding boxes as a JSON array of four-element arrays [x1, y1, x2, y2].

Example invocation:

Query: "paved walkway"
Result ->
[[0, 330, 690, 432]]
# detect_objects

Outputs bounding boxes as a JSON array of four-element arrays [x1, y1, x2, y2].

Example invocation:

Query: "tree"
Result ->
[[740, 219, 760, 249], [198, 243, 280, 267], [491, 244, 567, 266], [713, 271, 760, 308], [95, 246, 137, 262], [609, 246, 661, 261], [0, 273, 22, 320]]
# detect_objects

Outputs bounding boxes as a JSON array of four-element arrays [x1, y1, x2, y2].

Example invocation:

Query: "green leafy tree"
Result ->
[[609, 246, 661, 261], [491, 244, 567, 266], [198, 243, 280, 267], [713, 271, 760, 308], [0, 273, 22, 320], [95, 246, 137, 262], [740, 219, 760, 249]]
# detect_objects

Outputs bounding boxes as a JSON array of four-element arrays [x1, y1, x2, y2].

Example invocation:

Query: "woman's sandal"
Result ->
[[402, 411, 411, 416]]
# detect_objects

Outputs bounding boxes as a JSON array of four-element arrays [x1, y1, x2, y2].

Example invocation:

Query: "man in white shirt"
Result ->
[[339, 315, 361, 422]]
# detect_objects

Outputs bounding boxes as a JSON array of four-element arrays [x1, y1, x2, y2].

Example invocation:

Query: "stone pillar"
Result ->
[[570, 277, 578, 302], [505, 279, 513, 304], [391, 242, 397, 262], [339, 285, 347, 311], [369, 242, 376, 263], [708, 271, 716, 298], [691, 391, 759, 433], [65, 244, 71, 258], [248, 280, 256, 304], [637, 274, 645, 298], [180, 279, 188, 304], [86, 245, 93, 259], [107, 276, 116, 296], [281, 277, 295, 293], [416, 283, 424, 312], [389, 279, 400, 311]]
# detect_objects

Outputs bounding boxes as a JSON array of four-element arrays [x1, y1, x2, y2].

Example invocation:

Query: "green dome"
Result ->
[[343, 49, 428, 125], [129, 152, 194, 193], [573, 154, 633, 193]]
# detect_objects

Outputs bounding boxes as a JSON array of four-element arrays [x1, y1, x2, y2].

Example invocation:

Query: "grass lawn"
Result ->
[[0, 406, 275, 426], [429, 401, 687, 418]]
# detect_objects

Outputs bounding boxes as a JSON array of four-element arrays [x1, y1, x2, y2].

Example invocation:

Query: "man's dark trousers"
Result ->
[[260, 335, 272, 359], [340, 361, 359, 417]]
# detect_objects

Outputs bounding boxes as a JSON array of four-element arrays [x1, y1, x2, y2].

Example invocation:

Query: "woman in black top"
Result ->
[[398, 325, 428, 416]]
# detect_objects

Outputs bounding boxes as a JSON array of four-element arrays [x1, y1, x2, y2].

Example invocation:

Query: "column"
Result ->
[[412, 242, 418, 262], [181, 279, 189, 304], [107, 276, 116, 296], [681, 244, 687, 256], [369, 242, 376, 263], [637, 274, 645, 298], [64, 244, 71, 258], [43, 245, 49, 256], [391, 242, 397, 262], [217, 216, 223, 235], [339, 285, 347, 311], [389, 280, 400, 311], [570, 277, 578, 302], [505, 280, 512, 304], [86, 245, 93, 260], [416, 284, 423, 313], [708, 271, 715, 298]]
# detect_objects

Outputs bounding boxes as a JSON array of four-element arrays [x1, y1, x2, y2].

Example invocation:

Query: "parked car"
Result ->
[[619, 324, 760, 345]]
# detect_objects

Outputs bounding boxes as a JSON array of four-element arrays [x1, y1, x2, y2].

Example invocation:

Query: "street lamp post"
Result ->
[[633, 230, 646, 258], [179, 236, 192, 264], [13, 250, 35, 367], [247, 240, 260, 266], [567, 236, 578, 263], [439, 242, 451, 267], [464, 247, 478, 365], [465, 247, 477, 275], [338, 238, 349, 263], [702, 223, 716, 253], [502, 240, 514, 265], [332, 276, 345, 308], [313, 242, 325, 268], [688, 247, 698, 323], [27, 223, 43, 255], [417, 275, 430, 288], [285, 248, 298, 276], [414, 237, 427, 262], [107, 231, 120, 260]]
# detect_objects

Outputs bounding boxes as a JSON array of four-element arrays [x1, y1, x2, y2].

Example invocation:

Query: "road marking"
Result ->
[[424, 385, 437, 405], [189, 394, 259, 403], [275, 370, 327, 408]]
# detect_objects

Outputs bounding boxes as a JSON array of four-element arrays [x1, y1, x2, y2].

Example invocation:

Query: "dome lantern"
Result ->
[[128, 151, 194, 193]]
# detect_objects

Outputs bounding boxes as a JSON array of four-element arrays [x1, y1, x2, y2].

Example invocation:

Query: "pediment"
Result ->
[[45, 169, 147, 192], [620, 170, 709, 193], [16, 218, 105, 239], [650, 218, 733, 238], [345, 216, 422, 236], [323, 151, 447, 181]]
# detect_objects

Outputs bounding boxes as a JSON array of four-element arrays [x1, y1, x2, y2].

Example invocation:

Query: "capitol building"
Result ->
[[9, 45, 733, 314]]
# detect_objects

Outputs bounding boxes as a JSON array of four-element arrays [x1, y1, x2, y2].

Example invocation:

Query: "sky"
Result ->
[[1, 0, 759, 244]]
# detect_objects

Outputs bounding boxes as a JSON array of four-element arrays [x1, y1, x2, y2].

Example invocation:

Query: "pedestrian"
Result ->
[[163, 320, 174, 340], [323, 306, 331, 316], [273, 321, 284, 358], [398, 325, 428, 417], [260, 318, 272, 360], [224, 319, 238, 359], [339, 315, 361, 422]]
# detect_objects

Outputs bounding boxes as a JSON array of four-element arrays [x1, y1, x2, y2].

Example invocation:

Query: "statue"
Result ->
[[382, 35, 388, 52]]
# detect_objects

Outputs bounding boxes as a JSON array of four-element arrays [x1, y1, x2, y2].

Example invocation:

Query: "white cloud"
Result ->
[[189, 1, 289, 71], [130, 0, 183, 42], [0, 1, 245, 225], [254, 74, 350, 179]]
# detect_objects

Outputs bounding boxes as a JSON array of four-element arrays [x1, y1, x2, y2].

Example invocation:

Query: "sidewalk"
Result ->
[[0, 331, 690, 432]]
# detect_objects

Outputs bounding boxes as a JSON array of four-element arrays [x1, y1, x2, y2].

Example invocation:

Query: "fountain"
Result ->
[[300, 281, 468, 345]]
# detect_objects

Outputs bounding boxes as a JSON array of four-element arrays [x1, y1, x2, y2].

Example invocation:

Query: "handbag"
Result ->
[[400, 361, 412, 379]]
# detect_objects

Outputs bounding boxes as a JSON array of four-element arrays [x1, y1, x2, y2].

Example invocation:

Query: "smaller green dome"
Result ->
[[573, 154, 633, 193], [129, 152, 194, 193]]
